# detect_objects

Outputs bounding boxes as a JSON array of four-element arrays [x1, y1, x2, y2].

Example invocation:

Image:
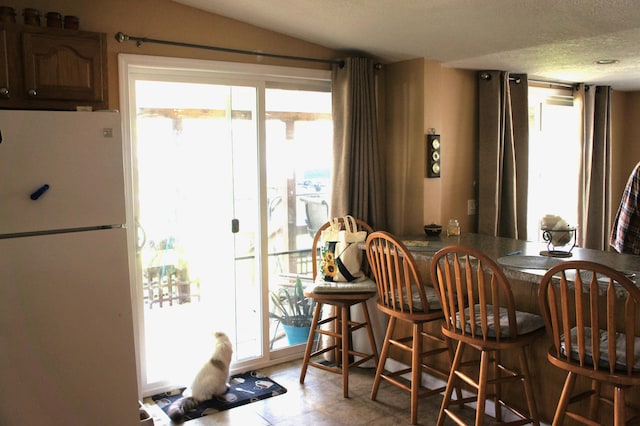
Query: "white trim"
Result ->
[[118, 54, 144, 399], [119, 53, 331, 87], [118, 53, 332, 397]]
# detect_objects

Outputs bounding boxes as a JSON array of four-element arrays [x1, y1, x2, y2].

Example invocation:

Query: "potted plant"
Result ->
[[269, 277, 316, 345]]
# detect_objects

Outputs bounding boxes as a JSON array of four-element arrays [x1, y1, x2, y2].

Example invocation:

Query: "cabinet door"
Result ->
[[21, 30, 106, 103], [0, 29, 9, 99], [0, 26, 21, 104]]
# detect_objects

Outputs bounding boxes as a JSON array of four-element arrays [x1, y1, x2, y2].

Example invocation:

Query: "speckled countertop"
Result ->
[[398, 233, 640, 284]]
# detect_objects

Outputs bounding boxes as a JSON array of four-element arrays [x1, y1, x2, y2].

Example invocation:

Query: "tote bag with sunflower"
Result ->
[[319, 216, 367, 282]]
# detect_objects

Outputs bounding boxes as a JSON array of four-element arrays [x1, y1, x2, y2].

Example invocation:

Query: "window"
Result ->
[[527, 85, 580, 241]]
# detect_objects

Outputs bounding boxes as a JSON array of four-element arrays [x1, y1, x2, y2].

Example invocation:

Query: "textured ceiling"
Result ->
[[173, 0, 640, 91]]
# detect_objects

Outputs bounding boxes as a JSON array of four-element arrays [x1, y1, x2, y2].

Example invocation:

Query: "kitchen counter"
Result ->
[[400, 232, 640, 284], [387, 232, 640, 423]]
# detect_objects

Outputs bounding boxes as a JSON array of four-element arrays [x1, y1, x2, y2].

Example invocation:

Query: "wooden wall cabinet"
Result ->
[[0, 23, 107, 110]]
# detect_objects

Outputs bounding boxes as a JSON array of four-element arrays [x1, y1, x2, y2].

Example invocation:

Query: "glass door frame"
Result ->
[[118, 53, 331, 396]]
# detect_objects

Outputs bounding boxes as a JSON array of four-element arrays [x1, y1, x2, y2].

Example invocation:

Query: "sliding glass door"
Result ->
[[264, 87, 332, 351], [120, 55, 331, 395], [131, 79, 261, 392]]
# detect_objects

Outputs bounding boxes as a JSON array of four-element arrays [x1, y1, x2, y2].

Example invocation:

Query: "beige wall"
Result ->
[[8, 0, 337, 109], [382, 59, 425, 235], [424, 61, 477, 234], [383, 58, 477, 236]]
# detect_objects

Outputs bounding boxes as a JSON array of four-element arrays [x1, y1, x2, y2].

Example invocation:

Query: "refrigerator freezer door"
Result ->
[[0, 228, 138, 425], [0, 111, 125, 235]]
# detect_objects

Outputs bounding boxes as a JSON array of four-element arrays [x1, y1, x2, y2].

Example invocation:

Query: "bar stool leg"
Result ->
[[361, 301, 379, 366], [475, 350, 490, 426], [553, 371, 577, 426], [300, 302, 323, 384], [438, 340, 465, 426], [371, 317, 394, 401], [588, 380, 601, 420], [518, 347, 540, 425], [410, 323, 421, 424], [613, 387, 625, 426], [341, 305, 349, 398]]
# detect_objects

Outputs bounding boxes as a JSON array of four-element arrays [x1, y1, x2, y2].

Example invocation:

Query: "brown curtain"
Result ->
[[329, 57, 388, 359], [477, 71, 529, 239], [577, 84, 612, 250], [330, 57, 386, 229]]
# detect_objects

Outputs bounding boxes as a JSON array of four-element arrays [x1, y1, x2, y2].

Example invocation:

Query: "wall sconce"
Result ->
[[426, 132, 440, 178]]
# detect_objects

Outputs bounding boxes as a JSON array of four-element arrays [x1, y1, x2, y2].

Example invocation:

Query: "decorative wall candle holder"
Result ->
[[426, 132, 441, 178]]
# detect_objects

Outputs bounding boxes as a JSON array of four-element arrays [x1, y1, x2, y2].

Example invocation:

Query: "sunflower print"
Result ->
[[321, 246, 337, 279]]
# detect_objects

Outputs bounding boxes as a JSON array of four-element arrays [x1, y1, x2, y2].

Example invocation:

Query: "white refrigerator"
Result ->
[[0, 111, 139, 425]]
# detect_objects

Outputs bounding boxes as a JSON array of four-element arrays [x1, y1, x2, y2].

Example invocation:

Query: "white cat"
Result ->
[[168, 331, 233, 423]]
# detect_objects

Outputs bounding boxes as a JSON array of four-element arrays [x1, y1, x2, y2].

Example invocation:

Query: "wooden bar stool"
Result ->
[[431, 245, 544, 425], [299, 217, 379, 398], [366, 231, 455, 425], [538, 260, 640, 425]]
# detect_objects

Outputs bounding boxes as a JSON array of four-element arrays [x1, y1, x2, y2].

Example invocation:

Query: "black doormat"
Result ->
[[150, 370, 287, 421]]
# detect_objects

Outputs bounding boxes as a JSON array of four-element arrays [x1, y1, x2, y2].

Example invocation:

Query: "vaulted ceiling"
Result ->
[[173, 0, 640, 91]]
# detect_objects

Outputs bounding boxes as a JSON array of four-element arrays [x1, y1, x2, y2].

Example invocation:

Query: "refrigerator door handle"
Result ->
[[30, 184, 50, 200]]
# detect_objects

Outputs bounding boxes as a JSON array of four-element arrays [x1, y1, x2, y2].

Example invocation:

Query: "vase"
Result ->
[[282, 324, 311, 345]]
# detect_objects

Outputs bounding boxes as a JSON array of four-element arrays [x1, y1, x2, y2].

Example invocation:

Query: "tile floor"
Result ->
[[143, 358, 506, 425]]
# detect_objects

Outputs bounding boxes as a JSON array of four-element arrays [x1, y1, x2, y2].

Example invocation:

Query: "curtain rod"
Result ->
[[517, 77, 575, 89], [528, 79, 575, 89], [114, 32, 345, 68], [479, 71, 575, 89]]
